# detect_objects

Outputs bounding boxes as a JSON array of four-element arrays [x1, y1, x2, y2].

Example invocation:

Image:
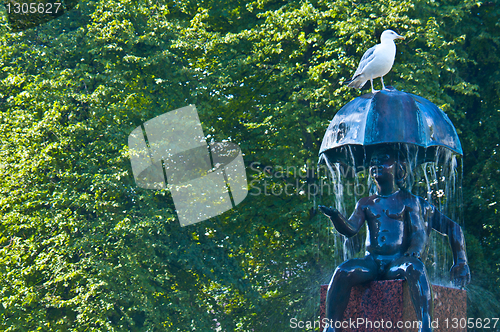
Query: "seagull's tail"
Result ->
[[343, 75, 367, 90]]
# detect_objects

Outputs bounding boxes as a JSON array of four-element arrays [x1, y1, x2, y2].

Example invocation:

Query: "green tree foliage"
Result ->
[[0, 0, 498, 330]]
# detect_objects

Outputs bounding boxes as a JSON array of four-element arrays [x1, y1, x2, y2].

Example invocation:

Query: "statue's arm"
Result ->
[[432, 208, 471, 287], [318, 201, 366, 237], [433, 211, 468, 263]]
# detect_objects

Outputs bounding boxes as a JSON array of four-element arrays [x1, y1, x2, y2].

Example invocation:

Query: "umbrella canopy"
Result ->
[[319, 87, 462, 169]]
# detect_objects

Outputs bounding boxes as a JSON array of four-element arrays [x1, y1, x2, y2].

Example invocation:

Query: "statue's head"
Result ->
[[369, 146, 408, 190]]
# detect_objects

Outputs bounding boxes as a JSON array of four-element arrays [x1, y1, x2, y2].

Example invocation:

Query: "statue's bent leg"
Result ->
[[386, 257, 433, 332], [323, 256, 377, 332]]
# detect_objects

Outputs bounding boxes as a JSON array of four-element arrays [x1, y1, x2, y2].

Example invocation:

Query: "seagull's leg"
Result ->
[[370, 78, 378, 93], [381, 76, 387, 90]]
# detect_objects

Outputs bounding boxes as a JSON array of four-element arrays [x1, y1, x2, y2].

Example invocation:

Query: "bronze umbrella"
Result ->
[[319, 87, 462, 171]]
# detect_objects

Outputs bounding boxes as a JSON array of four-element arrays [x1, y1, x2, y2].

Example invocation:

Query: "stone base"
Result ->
[[319, 280, 466, 331]]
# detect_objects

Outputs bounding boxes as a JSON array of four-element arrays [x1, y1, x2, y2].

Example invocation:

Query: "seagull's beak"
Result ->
[[396, 34, 405, 40]]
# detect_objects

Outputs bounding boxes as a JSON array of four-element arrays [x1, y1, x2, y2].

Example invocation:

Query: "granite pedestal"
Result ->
[[319, 280, 466, 331]]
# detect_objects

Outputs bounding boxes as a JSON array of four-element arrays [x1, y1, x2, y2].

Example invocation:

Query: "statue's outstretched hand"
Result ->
[[318, 205, 339, 218], [450, 262, 471, 288]]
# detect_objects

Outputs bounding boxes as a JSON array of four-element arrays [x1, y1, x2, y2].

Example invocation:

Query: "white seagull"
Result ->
[[344, 30, 405, 93]]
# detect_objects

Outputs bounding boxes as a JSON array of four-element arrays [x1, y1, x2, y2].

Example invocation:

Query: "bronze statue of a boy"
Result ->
[[319, 146, 470, 332]]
